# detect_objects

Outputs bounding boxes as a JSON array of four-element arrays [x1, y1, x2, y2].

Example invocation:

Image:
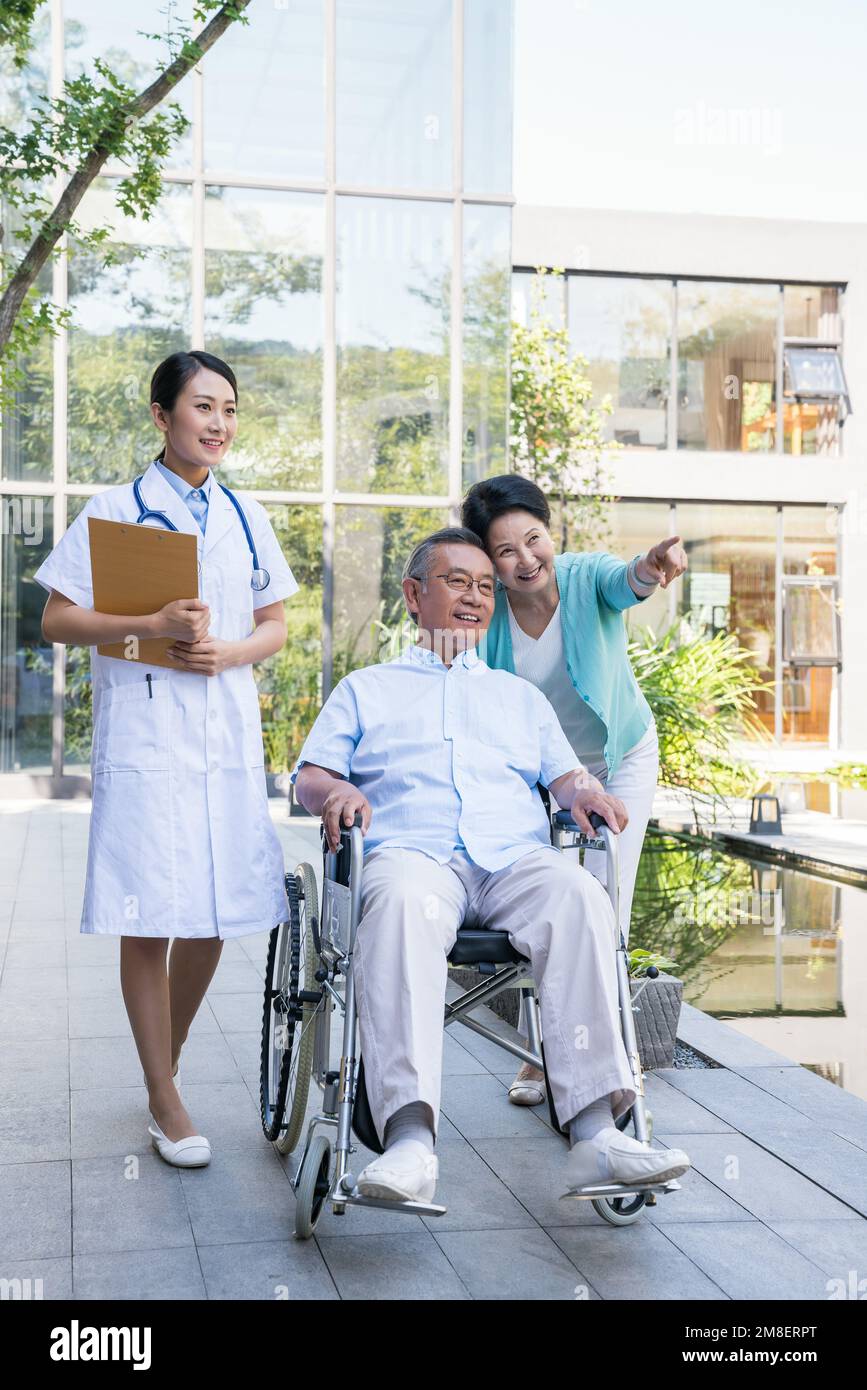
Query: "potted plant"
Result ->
[[628, 949, 683, 1070], [449, 948, 684, 1073]]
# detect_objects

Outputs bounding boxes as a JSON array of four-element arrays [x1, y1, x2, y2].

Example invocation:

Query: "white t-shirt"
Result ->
[[507, 598, 609, 776]]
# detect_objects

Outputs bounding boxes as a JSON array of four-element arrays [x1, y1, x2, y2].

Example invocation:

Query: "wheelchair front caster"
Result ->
[[294, 1134, 333, 1239], [592, 1192, 647, 1226]]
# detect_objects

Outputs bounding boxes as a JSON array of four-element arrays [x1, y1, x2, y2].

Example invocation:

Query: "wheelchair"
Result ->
[[259, 800, 682, 1237]]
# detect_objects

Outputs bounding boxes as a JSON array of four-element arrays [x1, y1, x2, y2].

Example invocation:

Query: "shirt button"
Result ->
[[209, 710, 217, 722], [209, 761, 218, 773]]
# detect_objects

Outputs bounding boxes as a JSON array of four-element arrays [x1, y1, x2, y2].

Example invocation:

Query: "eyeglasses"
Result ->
[[433, 572, 495, 598]]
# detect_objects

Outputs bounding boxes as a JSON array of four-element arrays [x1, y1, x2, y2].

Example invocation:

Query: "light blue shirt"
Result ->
[[289, 642, 582, 871], [155, 457, 212, 535]]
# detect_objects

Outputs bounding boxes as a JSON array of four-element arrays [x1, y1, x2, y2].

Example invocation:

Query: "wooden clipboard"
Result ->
[[89, 516, 199, 670]]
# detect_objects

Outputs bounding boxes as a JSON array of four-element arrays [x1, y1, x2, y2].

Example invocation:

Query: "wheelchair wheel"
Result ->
[[592, 1192, 647, 1226], [260, 865, 319, 1149], [294, 1133, 332, 1239]]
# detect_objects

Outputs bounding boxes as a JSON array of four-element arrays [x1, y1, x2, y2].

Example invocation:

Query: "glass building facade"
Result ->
[[513, 269, 847, 456], [0, 3, 846, 791], [0, 0, 515, 789], [513, 269, 843, 747]]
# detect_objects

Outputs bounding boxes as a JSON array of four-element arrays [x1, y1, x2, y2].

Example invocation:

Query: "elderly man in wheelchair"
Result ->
[[289, 526, 690, 1212]]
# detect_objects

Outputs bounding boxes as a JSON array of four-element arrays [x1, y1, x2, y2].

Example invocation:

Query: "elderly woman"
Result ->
[[461, 474, 687, 1106]]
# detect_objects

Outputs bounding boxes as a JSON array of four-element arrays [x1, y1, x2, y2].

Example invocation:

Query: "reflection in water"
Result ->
[[634, 832, 867, 1100]]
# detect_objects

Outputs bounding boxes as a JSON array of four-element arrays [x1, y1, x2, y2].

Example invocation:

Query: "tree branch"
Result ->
[[0, 0, 251, 354]]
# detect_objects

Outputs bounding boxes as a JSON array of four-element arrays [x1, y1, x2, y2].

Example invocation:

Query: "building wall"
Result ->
[[0, 0, 516, 794], [513, 203, 867, 754]]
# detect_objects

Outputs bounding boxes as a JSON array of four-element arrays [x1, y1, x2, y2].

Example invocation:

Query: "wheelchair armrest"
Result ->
[[552, 809, 610, 833], [319, 809, 364, 848], [319, 812, 364, 893]]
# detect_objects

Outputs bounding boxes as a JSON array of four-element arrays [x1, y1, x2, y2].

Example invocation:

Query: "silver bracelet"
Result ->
[[629, 556, 658, 595]]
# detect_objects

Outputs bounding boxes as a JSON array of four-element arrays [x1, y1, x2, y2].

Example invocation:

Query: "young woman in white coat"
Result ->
[[35, 350, 298, 1167]]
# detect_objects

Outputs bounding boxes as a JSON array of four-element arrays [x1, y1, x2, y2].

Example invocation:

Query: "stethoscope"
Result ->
[[132, 471, 270, 591]]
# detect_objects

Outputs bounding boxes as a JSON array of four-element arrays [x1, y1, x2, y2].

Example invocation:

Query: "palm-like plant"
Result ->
[[629, 624, 772, 821]]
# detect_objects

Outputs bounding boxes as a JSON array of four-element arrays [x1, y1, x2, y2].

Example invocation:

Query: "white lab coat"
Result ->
[[34, 459, 299, 939]]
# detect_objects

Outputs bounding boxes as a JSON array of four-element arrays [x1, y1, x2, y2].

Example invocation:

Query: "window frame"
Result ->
[[515, 267, 850, 455]]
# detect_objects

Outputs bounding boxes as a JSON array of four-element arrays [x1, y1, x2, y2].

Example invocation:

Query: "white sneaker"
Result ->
[[564, 1127, 690, 1193], [357, 1140, 439, 1203], [147, 1114, 210, 1168]]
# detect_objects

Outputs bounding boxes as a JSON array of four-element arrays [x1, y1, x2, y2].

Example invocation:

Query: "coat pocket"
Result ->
[[224, 602, 255, 642], [93, 678, 171, 773], [241, 703, 266, 768]]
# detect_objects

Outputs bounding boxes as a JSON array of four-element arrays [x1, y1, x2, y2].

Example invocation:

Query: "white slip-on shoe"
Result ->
[[505, 1061, 544, 1106], [564, 1128, 690, 1194], [508, 1077, 546, 1106], [147, 1114, 210, 1168], [356, 1141, 438, 1203]]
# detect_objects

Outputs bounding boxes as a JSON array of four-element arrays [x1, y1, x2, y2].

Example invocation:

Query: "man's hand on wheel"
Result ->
[[569, 785, 629, 836], [321, 786, 372, 853]]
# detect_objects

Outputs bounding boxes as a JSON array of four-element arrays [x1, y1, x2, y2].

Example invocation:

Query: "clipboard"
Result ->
[[88, 516, 200, 670]]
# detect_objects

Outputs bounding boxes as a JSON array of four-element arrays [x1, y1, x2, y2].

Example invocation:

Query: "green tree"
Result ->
[[510, 266, 616, 550], [0, 0, 252, 405]]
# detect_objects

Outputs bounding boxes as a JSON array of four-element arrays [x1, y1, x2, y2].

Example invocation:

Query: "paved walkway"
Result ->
[[2, 801, 867, 1301]]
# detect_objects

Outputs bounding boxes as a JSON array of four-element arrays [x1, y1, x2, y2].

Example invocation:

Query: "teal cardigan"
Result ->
[[481, 551, 655, 779]]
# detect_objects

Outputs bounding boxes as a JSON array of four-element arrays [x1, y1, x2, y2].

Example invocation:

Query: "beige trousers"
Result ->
[[352, 844, 637, 1147]]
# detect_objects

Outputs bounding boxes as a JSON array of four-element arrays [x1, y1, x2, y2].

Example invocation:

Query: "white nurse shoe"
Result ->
[[147, 1114, 210, 1168]]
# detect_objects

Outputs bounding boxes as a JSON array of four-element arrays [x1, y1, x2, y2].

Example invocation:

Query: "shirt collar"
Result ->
[[396, 641, 484, 672], [154, 457, 213, 502]]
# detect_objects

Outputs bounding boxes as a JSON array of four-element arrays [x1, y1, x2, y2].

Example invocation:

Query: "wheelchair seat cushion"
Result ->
[[447, 928, 528, 967]]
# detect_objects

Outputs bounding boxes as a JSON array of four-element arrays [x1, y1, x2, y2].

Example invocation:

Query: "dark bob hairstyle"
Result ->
[[150, 350, 238, 461], [461, 474, 551, 547]]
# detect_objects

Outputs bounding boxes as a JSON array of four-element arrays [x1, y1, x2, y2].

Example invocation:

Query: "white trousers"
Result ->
[[557, 722, 659, 945], [352, 844, 637, 1147]]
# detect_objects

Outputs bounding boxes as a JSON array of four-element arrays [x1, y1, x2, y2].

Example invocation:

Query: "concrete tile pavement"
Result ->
[[1, 801, 866, 1301]]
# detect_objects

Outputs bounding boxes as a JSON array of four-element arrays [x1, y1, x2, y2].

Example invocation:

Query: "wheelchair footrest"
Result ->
[[560, 1178, 682, 1201], [334, 1187, 447, 1218]]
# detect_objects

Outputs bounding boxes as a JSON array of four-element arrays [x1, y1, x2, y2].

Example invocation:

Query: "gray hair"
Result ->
[[402, 527, 487, 624]]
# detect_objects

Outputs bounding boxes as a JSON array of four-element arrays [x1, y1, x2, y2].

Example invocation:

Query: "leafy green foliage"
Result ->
[[627, 947, 679, 978], [510, 266, 616, 550], [0, 1, 43, 68], [629, 624, 772, 817], [0, 1, 252, 411], [629, 831, 755, 995], [254, 506, 323, 775], [823, 762, 867, 789]]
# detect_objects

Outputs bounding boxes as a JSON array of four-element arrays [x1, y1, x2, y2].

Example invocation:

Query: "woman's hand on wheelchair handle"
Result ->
[[322, 786, 372, 853], [570, 786, 629, 836]]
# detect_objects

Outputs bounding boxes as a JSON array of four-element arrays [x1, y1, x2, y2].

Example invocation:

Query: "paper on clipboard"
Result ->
[[88, 516, 200, 670]]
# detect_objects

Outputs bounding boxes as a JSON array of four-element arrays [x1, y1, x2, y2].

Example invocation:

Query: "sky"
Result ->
[[514, 0, 867, 223]]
